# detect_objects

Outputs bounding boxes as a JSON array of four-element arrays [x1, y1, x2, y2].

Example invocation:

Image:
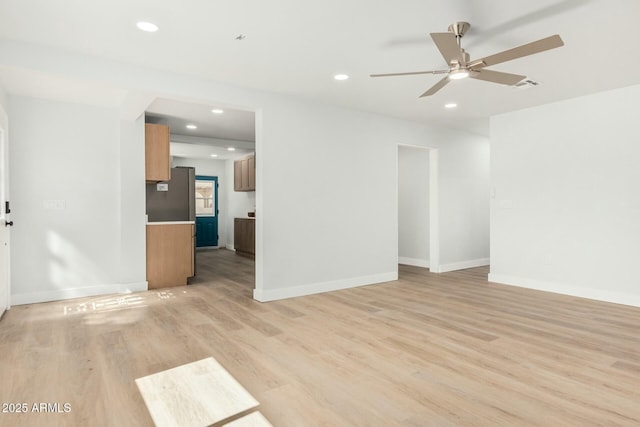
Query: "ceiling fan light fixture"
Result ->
[[449, 69, 470, 80]]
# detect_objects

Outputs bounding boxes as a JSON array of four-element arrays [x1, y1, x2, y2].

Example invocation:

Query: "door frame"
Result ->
[[396, 143, 440, 273], [0, 107, 11, 316], [195, 175, 219, 248]]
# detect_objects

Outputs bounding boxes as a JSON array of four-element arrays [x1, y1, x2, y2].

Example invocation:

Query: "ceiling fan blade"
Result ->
[[370, 69, 448, 78], [430, 32, 463, 65], [470, 69, 526, 86], [472, 34, 564, 68], [419, 76, 450, 97]]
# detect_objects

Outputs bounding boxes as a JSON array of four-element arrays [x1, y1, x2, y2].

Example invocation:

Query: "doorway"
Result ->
[[195, 175, 219, 247], [397, 144, 439, 273]]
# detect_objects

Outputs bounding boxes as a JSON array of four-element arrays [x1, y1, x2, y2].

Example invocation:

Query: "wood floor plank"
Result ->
[[1, 250, 639, 426]]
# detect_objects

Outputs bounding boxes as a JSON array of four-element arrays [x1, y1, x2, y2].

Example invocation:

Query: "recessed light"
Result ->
[[227, 147, 236, 151], [334, 74, 349, 81], [445, 103, 457, 109], [136, 21, 158, 32], [186, 124, 197, 129], [210, 154, 218, 158], [211, 109, 224, 114]]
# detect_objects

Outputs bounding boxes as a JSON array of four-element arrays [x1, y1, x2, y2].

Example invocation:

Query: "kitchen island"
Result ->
[[146, 221, 195, 289]]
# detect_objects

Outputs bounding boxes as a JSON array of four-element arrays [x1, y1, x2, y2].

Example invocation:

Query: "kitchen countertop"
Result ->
[[147, 221, 195, 225]]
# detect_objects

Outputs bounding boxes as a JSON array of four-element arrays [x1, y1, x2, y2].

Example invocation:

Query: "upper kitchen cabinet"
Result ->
[[145, 123, 170, 182], [234, 154, 255, 192]]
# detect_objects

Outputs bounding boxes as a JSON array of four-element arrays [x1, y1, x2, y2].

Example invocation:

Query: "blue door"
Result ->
[[195, 176, 218, 247]]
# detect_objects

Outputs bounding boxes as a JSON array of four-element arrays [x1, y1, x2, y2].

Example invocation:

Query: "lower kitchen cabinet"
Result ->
[[146, 223, 195, 289], [234, 218, 255, 258]]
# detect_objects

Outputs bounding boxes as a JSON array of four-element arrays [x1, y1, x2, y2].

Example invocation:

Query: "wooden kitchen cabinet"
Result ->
[[248, 155, 255, 190], [145, 123, 171, 182], [234, 218, 255, 258], [233, 154, 255, 192], [234, 159, 243, 191], [146, 223, 194, 288]]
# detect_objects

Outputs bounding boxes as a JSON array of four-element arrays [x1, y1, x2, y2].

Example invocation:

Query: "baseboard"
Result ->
[[398, 257, 430, 268], [439, 258, 490, 273], [488, 273, 640, 308], [253, 271, 398, 302], [226, 244, 235, 251], [11, 281, 149, 305]]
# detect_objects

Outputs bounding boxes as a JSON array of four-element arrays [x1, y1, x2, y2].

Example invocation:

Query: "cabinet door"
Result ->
[[248, 156, 256, 191], [234, 160, 243, 191], [145, 124, 170, 182], [241, 158, 250, 191], [146, 224, 193, 289], [247, 220, 255, 255], [234, 218, 243, 252]]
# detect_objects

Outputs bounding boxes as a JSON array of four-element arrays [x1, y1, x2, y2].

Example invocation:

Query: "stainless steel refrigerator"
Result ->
[[146, 167, 195, 222]]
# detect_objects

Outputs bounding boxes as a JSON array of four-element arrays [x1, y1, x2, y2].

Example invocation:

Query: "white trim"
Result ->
[[253, 271, 397, 302], [11, 281, 149, 305], [488, 273, 640, 308], [439, 258, 490, 273], [225, 243, 235, 251], [398, 257, 430, 268]]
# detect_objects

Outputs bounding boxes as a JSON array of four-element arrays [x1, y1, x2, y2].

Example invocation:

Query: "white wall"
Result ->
[[255, 99, 489, 300], [0, 84, 8, 113], [118, 117, 146, 285], [9, 96, 146, 304], [490, 84, 640, 307], [1, 41, 490, 303], [438, 135, 491, 271], [398, 146, 429, 268]]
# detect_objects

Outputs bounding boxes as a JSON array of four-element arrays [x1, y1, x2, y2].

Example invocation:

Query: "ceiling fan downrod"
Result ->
[[448, 21, 470, 48]]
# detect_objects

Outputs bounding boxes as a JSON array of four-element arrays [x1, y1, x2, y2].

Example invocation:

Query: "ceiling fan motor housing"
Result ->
[[448, 22, 471, 39]]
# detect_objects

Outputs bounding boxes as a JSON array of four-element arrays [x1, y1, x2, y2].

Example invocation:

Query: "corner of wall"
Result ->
[[253, 271, 398, 302]]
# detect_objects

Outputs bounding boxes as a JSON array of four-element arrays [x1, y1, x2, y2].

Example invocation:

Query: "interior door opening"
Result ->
[[397, 144, 439, 274], [144, 97, 259, 294], [195, 175, 218, 248]]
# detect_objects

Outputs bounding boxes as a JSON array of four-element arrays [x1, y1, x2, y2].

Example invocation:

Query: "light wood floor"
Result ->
[[1, 250, 639, 426]]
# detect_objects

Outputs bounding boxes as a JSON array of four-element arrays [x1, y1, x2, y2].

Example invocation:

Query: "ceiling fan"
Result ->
[[370, 22, 564, 97]]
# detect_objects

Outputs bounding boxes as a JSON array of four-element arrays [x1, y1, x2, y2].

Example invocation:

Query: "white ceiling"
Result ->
[[145, 97, 255, 160], [146, 98, 255, 142], [1, 0, 639, 136]]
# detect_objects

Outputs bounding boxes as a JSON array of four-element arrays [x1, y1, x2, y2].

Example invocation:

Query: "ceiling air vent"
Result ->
[[514, 79, 540, 89]]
